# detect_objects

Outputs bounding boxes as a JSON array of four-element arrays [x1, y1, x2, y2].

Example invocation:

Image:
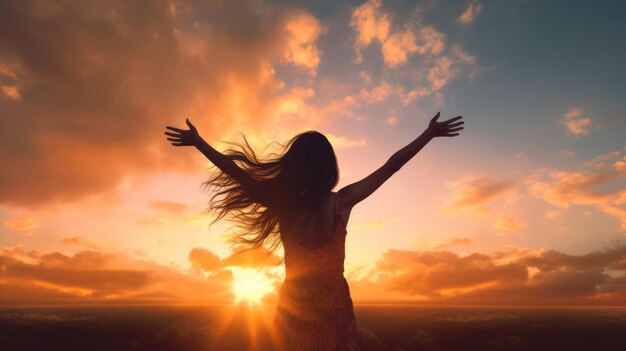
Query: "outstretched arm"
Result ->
[[164, 119, 253, 186], [338, 112, 463, 210]]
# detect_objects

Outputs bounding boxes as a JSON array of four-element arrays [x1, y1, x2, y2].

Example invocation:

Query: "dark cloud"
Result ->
[[0, 247, 233, 304], [357, 245, 626, 305], [374, 250, 527, 297], [519, 245, 626, 272], [0, 0, 320, 207]]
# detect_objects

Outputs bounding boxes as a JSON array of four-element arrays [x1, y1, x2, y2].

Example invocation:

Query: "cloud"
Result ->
[[441, 175, 517, 214], [492, 216, 527, 233], [352, 245, 626, 305], [526, 170, 615, 208], [282, 10, 324, 75], [381, 25, 446, 68], [429, 237, 473, 250], [558, 107, 593, 136], [61, 236, 102, 250], [150, 200, 191, 215], [593, 151, 621, 162], [0, 247, 233, 304], [350, 0, 391, 62], [0, 0, 324, 207], [372, 249, 528, 298], [381, 29, 419, 68], [351, 1, 447, 67], [3, 214, 39, 233], [220, 245, 282, 268], [359, 81, 394, 103], [188, 247, 221, 272], [5, 243, 626, 305], [426, 44, 476, 92], [525, 152, 626, 231], [350, 1, 477, 106], [1, 85, 20, 100], [457, 1, 483, 26], [518, 245, 626, 273]]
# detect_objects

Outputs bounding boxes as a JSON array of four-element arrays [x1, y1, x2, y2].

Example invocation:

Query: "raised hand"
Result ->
[[165, 118, 201, 147], [426, 112, 464, 138]]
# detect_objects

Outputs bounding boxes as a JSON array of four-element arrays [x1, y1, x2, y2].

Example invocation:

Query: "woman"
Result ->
[[164, 112, 463, 350]]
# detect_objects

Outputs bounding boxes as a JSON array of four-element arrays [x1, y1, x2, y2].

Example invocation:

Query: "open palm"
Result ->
[[427, 112, 464, 137], [165, 119, 200, 147]]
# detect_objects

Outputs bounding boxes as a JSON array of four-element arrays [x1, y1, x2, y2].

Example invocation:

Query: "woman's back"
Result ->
[[273, 192, 360, 350]]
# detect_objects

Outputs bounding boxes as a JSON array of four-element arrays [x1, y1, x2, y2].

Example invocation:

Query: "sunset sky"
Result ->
[[1, 0, 625, 306]]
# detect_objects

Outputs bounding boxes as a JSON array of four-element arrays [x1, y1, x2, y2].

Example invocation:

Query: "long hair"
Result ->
[[202, 131, 339, 253]]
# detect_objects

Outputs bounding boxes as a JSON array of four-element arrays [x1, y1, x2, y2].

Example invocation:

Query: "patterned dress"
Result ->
[[272, 193, 360, 351]]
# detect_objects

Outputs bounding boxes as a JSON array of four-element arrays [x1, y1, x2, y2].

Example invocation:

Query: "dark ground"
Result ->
[[1, 305, 625, 350]]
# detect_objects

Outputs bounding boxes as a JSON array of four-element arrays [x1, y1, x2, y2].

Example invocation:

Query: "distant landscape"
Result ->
[[2, 305, 625, 351]]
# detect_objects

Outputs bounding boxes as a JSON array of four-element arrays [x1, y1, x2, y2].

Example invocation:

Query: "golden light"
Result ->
[[230, 267, 276, 304]]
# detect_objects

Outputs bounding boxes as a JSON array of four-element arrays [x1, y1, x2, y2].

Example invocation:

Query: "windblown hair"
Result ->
[[202, 131, 339, 253]]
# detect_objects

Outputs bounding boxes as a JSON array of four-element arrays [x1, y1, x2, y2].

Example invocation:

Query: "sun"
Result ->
[[230, 267, 276, 304]]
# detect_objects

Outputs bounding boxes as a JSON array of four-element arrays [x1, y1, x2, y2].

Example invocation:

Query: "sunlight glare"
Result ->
[[231, 267, 275, 304]]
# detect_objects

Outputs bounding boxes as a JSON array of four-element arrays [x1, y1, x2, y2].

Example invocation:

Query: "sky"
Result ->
[[1, 0, 625, 306]]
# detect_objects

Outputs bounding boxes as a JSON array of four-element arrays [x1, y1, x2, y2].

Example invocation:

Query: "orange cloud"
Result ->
[[351, 1, 447, 69], [457, 1, 483, 26], [150, 200, 191, 215], [3, 214, 39, 233], [359, 81, 394, 103], [0, 0, 323, 207], [221, 246, 282, 268], [429, 237, 473, 250], [351, 245, 626, 305], [528, 170, 613, 207], [382, 25, 447, 68], [4, 243, 626, 306], [350, 1, 476, 106], [61, 236, 102, 250], [1, 85, 20, 100], [492, 216, 527, 233], [282, 10, 324, 75], [350, 0, 391, 62], [525, 153, 626, 231], [558, 107, 593, 136], [188, 247, 222, 272], [0, 247, 233, 304], [441, 175, 517, 214], [372, 250, 528, 298]]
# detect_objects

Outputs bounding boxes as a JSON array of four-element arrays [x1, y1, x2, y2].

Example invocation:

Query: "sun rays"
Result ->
[[230, 267, 277, 304]]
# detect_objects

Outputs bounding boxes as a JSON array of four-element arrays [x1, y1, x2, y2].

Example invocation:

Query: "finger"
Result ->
[[448, 121, 464, 128], [171, 142, 185, 146], [443, 116, 462, 124], [167, 137, 182, 142], [444, 133, 460, 137], [164, 131, 180, 137], [166, 126, 184, 132], [447, 127, 464, 132], [186, 118, 196, 130], [431, 112, 441, 122]]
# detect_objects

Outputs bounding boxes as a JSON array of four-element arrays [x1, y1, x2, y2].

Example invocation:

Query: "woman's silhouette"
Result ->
[[165, 112, 463, 350]]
